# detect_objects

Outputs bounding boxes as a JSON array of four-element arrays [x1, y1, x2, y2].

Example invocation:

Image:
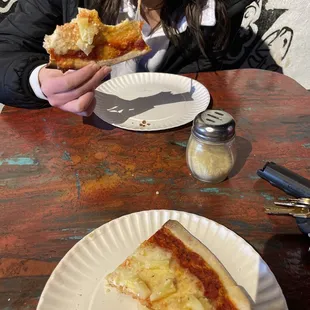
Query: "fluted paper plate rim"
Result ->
[[37, 210, 288, 310], [94, 72, 210, 131]]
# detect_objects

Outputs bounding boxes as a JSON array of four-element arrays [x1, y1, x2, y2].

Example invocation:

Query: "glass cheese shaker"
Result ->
[[186, 110, 237, 183]]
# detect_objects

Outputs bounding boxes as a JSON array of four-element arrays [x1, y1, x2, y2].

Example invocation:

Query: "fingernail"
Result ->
[[89, 62, 99, 70], [103, 66, 112, 73], [92, 63, 100, 70]]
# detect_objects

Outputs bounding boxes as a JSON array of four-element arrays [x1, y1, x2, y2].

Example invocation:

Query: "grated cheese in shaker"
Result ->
[[186, 110, 236, 183]]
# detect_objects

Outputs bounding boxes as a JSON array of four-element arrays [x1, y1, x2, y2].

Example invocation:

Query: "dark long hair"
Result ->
[[89, 0, 230, 55]]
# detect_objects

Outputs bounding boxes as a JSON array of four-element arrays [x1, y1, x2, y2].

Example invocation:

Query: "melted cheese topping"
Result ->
[[106, 245, 214, 310], [43, 8, 100, 56]]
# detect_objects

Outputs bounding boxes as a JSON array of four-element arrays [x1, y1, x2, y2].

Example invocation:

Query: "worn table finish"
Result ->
[[1, 69, 310, 310]]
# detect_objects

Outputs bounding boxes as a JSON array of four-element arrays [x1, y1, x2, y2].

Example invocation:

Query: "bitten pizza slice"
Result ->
[[43, 8, 151, 71], [106, 220, 252, 310]]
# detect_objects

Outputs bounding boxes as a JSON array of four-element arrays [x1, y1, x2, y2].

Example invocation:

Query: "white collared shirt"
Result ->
[[112, 0, 216, 77], [30, 0, 216, 100]]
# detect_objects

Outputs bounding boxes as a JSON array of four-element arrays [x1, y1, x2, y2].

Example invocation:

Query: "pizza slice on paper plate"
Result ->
[[106, 220, 252, 310]]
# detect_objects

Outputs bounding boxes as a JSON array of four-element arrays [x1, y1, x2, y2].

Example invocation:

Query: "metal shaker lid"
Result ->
[[192, 110, 236, 142]]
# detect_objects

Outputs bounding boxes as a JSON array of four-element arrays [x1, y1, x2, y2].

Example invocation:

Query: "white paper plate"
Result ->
[[37, 210, 287, 310], [94, 73, 210, 131]]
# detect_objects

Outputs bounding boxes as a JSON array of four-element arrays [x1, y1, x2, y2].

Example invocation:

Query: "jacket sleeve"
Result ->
[[0, 0, 63, 109]]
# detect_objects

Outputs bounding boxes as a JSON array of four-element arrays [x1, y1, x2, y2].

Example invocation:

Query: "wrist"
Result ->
[[29, 64, 48, 100]]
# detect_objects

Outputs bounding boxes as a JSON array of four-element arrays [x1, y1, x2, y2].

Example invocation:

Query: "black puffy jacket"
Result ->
[[0, 0, 251, 109]]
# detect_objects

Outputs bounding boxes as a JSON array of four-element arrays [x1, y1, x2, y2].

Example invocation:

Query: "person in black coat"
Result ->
[[0, 0, 251, 115]]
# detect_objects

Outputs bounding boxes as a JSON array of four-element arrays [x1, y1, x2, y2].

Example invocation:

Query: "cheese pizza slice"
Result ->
[[43, 8, 151, 71], [106, 220, 252, 310]]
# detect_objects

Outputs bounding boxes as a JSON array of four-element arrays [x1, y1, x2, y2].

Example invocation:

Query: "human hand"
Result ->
[[39, 63, 111, 116]]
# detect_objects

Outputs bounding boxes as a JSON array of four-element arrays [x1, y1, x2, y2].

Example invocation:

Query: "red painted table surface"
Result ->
[[1, 69, 310, 310]]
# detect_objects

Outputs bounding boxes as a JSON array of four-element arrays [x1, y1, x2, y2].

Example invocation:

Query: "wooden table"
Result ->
[[1, 69, 310, 310]]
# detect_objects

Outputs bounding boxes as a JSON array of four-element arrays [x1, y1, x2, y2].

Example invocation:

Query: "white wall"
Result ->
[[225, 0, 310, 89]]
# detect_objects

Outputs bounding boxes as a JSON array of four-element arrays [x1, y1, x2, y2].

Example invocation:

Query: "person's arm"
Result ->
[[0, 0, 63, 109], [0, 0, 112, 116]]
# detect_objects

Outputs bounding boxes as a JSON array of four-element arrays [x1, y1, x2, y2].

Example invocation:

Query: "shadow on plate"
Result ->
[[250, 255, 288, 310], [94, 90, 194, 125], [83, 90, 213, 132]]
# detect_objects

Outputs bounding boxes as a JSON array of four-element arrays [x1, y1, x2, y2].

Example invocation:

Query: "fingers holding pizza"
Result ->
[[39, 63, 111, 116], [40, 7, 150, 116]]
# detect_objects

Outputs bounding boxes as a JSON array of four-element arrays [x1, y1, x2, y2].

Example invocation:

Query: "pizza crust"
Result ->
[[46, 49, 149, 70], [164, 220, 252, 310]]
